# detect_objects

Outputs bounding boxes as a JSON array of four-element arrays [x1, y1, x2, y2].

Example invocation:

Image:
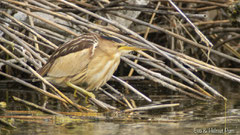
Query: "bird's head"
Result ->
[[100, 34, 145, 54]]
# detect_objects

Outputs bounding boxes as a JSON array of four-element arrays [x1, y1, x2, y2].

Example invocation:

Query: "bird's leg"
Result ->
[[85, 96, 90, 106], [66, 81, 96, 98], [73, 89, 78, 97]]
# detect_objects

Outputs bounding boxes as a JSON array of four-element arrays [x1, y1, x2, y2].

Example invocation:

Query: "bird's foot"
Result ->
[[66, 81, 96, 99], [86, 92, 95, 99]]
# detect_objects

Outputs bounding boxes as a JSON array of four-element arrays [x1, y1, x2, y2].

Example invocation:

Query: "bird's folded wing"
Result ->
[[47, 48, 91, 77], [37, 34, 99, 77]]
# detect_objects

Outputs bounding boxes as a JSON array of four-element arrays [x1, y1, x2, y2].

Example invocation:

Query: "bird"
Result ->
[[37, 33, 142, 98]]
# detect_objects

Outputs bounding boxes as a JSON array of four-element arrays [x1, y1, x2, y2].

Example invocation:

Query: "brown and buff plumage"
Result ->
[[38, 33, 132, 91]]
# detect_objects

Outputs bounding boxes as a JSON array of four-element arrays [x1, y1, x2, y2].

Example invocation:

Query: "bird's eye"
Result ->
[[117, 43, 125, 48]]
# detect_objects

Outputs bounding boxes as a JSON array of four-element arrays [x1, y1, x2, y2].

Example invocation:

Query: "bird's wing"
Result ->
[[37, 34, 99, 78]]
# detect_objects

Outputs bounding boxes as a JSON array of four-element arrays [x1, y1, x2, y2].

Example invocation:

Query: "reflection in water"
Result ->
[[0, 79, 240, 135], [8, 120, 239, 135]]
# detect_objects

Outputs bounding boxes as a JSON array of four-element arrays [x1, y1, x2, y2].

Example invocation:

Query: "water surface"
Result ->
[[0, 80, 240, 135]]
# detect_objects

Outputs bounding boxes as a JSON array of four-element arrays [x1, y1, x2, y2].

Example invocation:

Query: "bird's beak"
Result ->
[[119, 46, 146, 51]]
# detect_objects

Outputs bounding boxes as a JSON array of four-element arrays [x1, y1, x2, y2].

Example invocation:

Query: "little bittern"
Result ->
[[37, 33, 140, 98]]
